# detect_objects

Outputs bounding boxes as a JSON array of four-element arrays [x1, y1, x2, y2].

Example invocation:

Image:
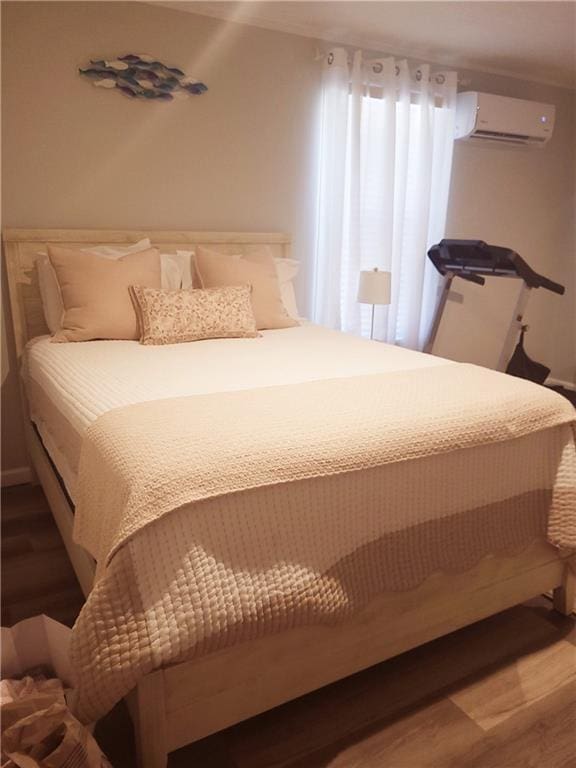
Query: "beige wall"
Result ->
[[2, 1, 575, 474], [1, 1, 321, 472]]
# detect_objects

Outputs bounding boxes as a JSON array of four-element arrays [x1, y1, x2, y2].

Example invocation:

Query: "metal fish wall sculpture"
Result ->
[[79, 54, 208, 100]]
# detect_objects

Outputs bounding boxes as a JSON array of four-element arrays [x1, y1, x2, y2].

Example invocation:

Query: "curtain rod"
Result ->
[[321, 49, 470, 87]]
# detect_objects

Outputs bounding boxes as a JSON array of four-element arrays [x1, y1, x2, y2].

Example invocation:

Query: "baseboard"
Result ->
[[547, 378, 576, 391], [1, 466, 32, 487]]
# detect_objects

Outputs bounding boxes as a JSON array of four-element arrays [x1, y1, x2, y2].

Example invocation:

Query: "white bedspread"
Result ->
[[23, 324, 445, 497], [21, 326, 576, 724]]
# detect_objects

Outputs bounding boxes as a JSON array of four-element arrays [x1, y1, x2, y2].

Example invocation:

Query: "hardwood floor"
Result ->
[[2, 483, 575, 768], [1, 483, 84, 627]]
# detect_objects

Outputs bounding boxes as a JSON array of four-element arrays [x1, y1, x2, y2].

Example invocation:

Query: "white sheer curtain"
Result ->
[[312, 48, 457, 349]]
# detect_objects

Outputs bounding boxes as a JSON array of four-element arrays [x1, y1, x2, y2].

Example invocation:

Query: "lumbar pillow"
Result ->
[[47, 245, 161, 342], [194, 246, 299, 330], [130, 284, 259, 345]]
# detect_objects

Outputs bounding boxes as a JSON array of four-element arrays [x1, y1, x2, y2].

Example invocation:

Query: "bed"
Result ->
[[4, 228, 576, 768]]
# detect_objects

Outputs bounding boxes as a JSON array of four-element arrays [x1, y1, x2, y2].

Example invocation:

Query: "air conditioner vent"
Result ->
[[473, 129, 547, 144], [475, 130, 530, 140]]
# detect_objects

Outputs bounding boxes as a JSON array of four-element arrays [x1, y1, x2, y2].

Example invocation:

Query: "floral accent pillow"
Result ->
[[130, 284, 259, 345]]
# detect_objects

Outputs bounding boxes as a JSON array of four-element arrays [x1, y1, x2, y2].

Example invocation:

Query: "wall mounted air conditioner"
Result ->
[[455, 92, 555, 146]]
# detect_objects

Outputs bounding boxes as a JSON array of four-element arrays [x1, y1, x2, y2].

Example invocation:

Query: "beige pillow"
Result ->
[[47, 245, 161, 342], [194, 246, 298, 330], [38, 239, 155, 334], [190, 247, 300, 318], [130, 285, 258, 345]]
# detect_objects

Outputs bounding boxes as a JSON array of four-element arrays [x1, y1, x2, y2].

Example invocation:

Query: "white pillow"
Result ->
[[85, 242, 190, 292], [37, 239, 189, 334], [176, 250, 195, 290], [85, 239, 152, 258], [275, 258, 300, 319], [38, 258, 68, 335]]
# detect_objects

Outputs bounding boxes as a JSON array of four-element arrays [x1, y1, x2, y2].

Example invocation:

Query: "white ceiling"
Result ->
[[153, 1, 576, 89]]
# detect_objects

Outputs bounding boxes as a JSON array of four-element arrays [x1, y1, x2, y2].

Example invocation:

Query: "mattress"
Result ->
[[23, 324, 445, 499]]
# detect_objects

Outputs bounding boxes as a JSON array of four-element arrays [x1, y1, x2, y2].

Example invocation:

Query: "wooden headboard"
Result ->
[[3, 228, 292, 356]]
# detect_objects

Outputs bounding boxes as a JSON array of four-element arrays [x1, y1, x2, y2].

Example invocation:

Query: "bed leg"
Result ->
[[133, 671, 169, 768], [553, 562, 575, 616]]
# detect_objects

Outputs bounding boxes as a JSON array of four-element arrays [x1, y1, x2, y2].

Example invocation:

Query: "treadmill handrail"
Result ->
[[509, 253, 565, 294], [537, 276, 565, 295], [428, 240, 565, 295]]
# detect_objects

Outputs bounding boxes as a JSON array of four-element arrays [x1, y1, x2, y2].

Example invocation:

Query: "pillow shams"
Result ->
[[188, 246, 300, 319], [194, 246, 298, 330], [130, 285, 259, 345], [47, 245, 161, 342], [38, 239, 191, 334]]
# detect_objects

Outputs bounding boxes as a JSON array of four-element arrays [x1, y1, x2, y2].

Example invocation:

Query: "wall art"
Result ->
[[79, 54, 208, 100]]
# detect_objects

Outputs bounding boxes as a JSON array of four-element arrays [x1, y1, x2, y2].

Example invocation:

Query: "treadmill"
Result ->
[[424, 239, 565, 373]]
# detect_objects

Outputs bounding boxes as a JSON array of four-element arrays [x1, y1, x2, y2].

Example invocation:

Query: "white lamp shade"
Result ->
[[357, 269, 391, 305]]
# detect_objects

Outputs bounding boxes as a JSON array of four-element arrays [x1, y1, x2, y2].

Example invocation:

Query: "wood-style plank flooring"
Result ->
[[1, 484, 84, 627], [2, 483, 576, 768]]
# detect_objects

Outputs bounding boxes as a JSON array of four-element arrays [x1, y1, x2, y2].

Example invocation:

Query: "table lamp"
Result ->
[[357, 268, 392, 340]]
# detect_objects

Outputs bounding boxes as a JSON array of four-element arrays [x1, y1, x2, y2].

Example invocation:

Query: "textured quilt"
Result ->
[[70, 363, 576, 722]]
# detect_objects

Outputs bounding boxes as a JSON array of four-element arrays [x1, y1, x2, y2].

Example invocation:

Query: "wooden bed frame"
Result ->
[[4, 228, 575, 768]]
